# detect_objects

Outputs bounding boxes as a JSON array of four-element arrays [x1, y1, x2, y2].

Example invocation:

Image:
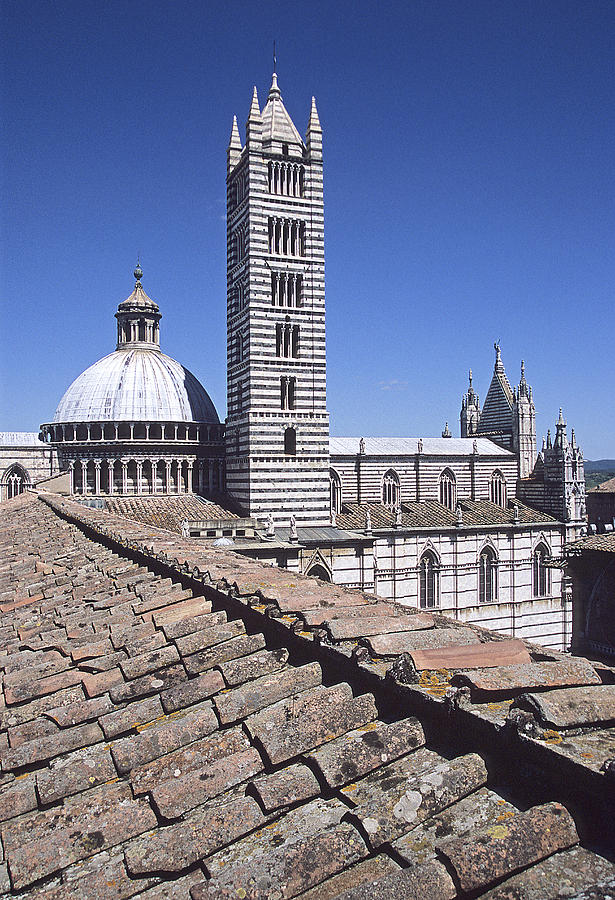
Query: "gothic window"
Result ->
[[3, 464, 29, 500], [284, 427, 296, 456], [439, 469, 456, 510], [330, 469, 342, 514], [479, 546, 498, 603], [533, 543, 551, 597], [419, 551, 439, 609], [382, 470, 400, 508], [280, 376, 296, 410], [489, 470, 507, 507]]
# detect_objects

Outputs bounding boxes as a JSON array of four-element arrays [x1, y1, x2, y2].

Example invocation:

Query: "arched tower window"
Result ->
[[489, 470, 507, 507], [479, 546, 498, 603], [419, 551, 439, 609], [439, 469, 456, 510], [382, 470, 400, 509], [330, 469, 342, 514], [284, 427, 296, 456], [533, 543, 551, 597]]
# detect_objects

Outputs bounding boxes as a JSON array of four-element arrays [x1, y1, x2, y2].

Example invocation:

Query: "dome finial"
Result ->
[[134, 260, 143, 285]]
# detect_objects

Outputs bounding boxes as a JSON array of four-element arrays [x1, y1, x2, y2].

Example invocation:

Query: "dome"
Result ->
[[53, 348, 219, 424]]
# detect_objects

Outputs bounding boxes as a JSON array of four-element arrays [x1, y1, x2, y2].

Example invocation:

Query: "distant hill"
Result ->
[[585, 460, 615, 473], [585, 461, 615, 490]]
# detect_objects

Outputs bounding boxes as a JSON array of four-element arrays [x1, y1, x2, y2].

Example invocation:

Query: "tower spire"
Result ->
[[227, 115, 242, 172]]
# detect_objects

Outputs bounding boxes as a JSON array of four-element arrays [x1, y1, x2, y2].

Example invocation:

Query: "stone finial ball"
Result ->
[[134, 264, 143, 281]]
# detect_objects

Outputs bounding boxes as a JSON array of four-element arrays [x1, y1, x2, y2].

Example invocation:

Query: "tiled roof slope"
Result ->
[[588, 475, 615, 493], [105, 495, 239, 535], [337, 499, 556, 530], [569, 531, 615, 554], [0, 493, 614, 898]]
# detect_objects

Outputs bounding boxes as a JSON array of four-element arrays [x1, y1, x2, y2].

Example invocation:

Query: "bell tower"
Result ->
[[225, 74, 330, 525]]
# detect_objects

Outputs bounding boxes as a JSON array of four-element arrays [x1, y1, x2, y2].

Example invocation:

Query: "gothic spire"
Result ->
[[307, 96, 321, 132], [248, 86, 261, 120], [227, 115, 242, 172], [268, 72, 281, 101], [228, 115, 242, 150]]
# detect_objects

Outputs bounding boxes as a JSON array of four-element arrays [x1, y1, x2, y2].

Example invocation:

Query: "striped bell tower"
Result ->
[[225, 73, 330, 526]]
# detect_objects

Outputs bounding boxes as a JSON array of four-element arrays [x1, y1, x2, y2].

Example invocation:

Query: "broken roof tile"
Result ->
[[183, 632, 266, 675], [326, 613, 435, 641], [124, 794, 265, 875], [1, 720, 104, 772], [35, 743, 116, 804], [130, 726, 251, 797], [194, 821, 368, 899]]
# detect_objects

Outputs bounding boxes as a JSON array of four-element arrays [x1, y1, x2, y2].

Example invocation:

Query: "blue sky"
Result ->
[[2, 0, 613, 458]]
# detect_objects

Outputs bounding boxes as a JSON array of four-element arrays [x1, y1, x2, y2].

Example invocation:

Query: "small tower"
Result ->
[[115, 263, 162, 350], [540, 409, 586, 540], [460, 369, 480, 437], [512, 360, 537, 479], [225, 74, 330, 525]]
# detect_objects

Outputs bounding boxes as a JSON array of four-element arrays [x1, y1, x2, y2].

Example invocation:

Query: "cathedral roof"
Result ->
[[261, 73, 304, 147], [476, 343, 514, 435], [329, 437, 513, 457], [52, 349, 219, 424]]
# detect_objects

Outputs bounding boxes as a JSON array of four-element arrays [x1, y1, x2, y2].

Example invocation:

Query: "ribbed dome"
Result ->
[[53, 349, 219, 424]]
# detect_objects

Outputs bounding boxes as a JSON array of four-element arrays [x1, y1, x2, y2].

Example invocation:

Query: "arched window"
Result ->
[[479, 546, 498, 603], [419, 551, 439, 609], [533, 543, 551, 597], [3, 464, 30, 500], [330, 469, 342, 514], [439, 469, 456, 510], [382, 470, 400, 509], [490, 470, 507, 507], [284, 427, 296, 456]]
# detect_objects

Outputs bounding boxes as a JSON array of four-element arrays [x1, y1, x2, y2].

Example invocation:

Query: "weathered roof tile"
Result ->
[[5, 782, 157, 890], [124, 794, 265, 875], [111, 702, 218, 774], [438, 801, 579, 893], [214, 661, 322, 724], [150, 746, 263, 819], [250, 762, 320, 812], [245, 684, 378, 765], [345, 750, 488, 845], [306, 716, 425, 788]]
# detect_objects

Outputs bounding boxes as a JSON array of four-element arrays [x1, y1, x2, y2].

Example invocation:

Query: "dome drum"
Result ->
[[41, 421, 225, 446]]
